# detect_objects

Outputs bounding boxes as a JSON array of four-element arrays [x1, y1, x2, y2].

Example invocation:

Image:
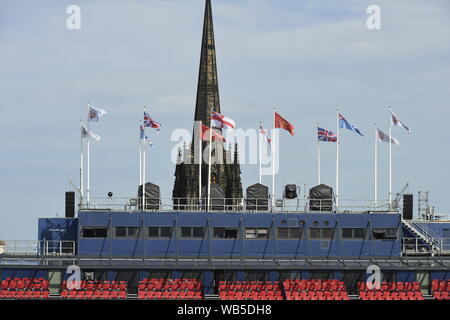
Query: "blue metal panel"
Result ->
[[38, 218, 78, 241], [1, 269, 48, 280]]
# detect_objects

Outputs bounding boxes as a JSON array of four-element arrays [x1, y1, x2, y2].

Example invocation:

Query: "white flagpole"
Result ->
[[80, 120, 84, 203], [272, 108, 276, 211], [317, 122, 321, 185], [142, 115, 147, 211], [86, 103, 91, 205], [207, 110, 213, 212], [335, 109, 340, 210], [374, 124, 378, 209], [389, 107, 392, 210], [199, 121, 202, 205], [139, 122, 143, 208], [259, 122, 262, 185]]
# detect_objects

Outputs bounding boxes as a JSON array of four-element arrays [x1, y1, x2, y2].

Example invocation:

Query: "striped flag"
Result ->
[[259, 122, 272, 148], [211, 111, 235, 129], [318, 127, 337, 142]]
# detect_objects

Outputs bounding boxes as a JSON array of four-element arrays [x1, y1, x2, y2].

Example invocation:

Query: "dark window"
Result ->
[[342, 228, 366, 240], [309, 228, 334, 240], [160, 227, 172, 238], [81, 227, 108, 238], [180, 227, 206, 239], [115, 226, 140, 238], [213, 227, 238, 239], [373, 228, 398, 240], [277, 227, 302, 239], [148, 227, 159, 238]]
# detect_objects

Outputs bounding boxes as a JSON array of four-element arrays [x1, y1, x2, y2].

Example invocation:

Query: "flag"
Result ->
[[144, 111, 162, 133], [202, 124, 226, 142], [376, 128, 400, 145], [211, 111, 235, 129], [140, 124, 155, 147], [338, 113, 363, 136], [318, 127, 337, 142], [390, 110, 411, 134], [81, 123, 101, 141], [88, 104, 107, 122], [275, 112, 294, 136], [259, 122, 272, 148]]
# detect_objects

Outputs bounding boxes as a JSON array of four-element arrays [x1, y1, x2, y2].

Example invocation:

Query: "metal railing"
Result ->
[[402, 237, 450, 255], [0, 241, 76, 256], [79, 197, 393, 214]]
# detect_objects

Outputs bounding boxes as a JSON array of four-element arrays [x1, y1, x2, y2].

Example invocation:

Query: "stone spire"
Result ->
[[194, 0, 220, 128]]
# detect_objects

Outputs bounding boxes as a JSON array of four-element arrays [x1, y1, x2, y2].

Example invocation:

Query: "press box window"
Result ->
[[342, 228, 366, 240], [81, 227, 108, 238], [180, 227, 206, 238], [373, 228, 398, 240], [115, 227, 139, 238], [245, 228, 269, 240], [309, 228, 334, 240], [213, 227, 238, 239], [277, 228, 302, 239], [148, 227, 172, 238]]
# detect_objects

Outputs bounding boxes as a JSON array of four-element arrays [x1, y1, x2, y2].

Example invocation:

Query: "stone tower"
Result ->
[[173, 0, 242, 206]]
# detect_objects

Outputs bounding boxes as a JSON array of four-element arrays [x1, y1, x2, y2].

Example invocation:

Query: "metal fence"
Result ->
[[79, 197, 393, 214], [402, 237, 450, 255], [0, 241, 76, 256]]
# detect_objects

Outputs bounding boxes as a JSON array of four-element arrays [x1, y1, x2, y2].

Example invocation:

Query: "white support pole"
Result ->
[[389, 107, 392, 210], [374, 124, 378, 209], [139, 123, 142, 203], [207, 111, 213, 212], [86, 103, 91, 204], [199, 121, 202, 205], [80, 120, 84, 202], [317, 122, 321, 185], [259, 122, 262, 185], [335, 109, 340, 210], [272, 108, 276, 211]]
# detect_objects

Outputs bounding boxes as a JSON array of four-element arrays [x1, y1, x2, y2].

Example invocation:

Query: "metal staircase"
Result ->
[[402, 219, 441, 253]]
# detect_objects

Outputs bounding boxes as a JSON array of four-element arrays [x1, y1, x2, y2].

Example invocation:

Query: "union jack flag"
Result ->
[[318, 127, 337, 142], [144, 111, 162, 132], [259, 122, 272, 149]]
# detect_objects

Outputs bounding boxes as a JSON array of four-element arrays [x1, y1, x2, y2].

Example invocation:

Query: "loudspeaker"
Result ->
[[65, 191, 75, 218], [285, 185, 298, 199], [403, 194, 413, 220]]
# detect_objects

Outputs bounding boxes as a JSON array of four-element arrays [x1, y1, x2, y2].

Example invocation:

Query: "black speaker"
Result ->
[[285, 185, 298, 199], [65, 192, 75, 218], [403, 194, 413, 220]]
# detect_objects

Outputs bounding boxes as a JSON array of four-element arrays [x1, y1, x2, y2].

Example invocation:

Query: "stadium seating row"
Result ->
[[60, 280, 127, 299], [1, 278, 49, 290], [283, 280, 350, 300], [358, 281, 421, 292], [219, 281, 284, 300], [138, 279, 203, 300], [62, 280, 127, 291], [431, 280, 450, 300], [358, 282, 424, 300]]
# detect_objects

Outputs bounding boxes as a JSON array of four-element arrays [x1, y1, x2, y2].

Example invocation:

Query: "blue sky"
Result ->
[[1, 0, 449, 239]]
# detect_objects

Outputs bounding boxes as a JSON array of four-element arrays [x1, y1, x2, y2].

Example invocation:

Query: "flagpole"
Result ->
[[142, 112, 147, 211], [80, 120, 84, 204], [207, 109, 213, 212], [374, 124, 378, 209], [336, 109, 340, 211], [389, 106, 392, 210], [259, 122, 262, 185], [86, 102, 91, 205], [317, 122, 321, 185], [272, 107, 276, 212], [139, 122, 143, 210], [199, 121, 202, 206]]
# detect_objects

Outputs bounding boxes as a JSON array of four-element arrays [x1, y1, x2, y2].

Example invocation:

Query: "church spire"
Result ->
[[194, 0, 220, 128]]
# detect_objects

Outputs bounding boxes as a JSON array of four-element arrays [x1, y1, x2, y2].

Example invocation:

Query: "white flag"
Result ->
[[390, 110, 411, 134], [376, 128, 400, 145], [88, 104, 107, 122], [81, 123, 101, 141]]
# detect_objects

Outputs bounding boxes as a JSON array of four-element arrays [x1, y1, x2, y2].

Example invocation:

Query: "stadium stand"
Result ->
[[0, 278, 50, 299], [431, 280, 450, 300], [358, 281, 424, 300], [137, 278, 203, 300], [283, 279, 350, 300], [60, 280, 127, 299], [218, 281, 284, 300]]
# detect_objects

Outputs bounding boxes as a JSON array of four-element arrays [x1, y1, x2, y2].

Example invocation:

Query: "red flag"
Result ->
[[275, 112, 294, 136], [201, 124, 226, 142]]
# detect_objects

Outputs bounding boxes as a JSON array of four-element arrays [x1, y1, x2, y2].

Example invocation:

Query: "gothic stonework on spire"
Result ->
[[194, 0, 220, 128], [173, 0, 242, 205]]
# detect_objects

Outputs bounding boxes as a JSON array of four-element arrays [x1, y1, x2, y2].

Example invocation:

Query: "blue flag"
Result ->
[[338, 113, 363, 136]]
